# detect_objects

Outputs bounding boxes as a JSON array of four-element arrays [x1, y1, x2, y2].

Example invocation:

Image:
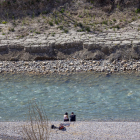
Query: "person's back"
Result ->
[[64, 112, 69, 122], [70, 112, 76, 122]]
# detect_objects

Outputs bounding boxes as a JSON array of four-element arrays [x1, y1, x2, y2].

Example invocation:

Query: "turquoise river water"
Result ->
[[0, 72, 140, 121]]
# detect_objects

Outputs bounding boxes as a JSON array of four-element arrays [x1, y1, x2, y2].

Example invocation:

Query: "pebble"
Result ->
[[0, 121, 140, 140], [0, 60, 139, 74]]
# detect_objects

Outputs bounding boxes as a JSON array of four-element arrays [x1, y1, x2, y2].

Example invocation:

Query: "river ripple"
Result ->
[[0, 72, 140, 121]]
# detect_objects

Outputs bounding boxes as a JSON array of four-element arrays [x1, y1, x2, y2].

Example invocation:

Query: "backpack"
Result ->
[[59, 125, 65, 130], [51, 125, 57, 129]]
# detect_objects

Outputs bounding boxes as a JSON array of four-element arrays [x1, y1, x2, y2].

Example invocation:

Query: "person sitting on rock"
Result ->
[[70, 112, 76, 122], [64, 112, 69, 122]]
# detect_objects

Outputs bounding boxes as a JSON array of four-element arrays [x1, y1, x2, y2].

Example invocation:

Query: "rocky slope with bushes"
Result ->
[[0, 0, 140, 61]]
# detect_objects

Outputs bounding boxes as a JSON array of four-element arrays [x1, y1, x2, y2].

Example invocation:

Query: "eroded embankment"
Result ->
[[0, 28, 140, 61], [0, 41, 140, 61]]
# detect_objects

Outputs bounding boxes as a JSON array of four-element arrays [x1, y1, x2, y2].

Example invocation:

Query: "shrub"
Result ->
[[2, 21, 7, 24], [113, 18, 116, 22], [64, 29, 68, 33], [55, 20, 59, 25], [49, 21, 53, 26], [77, 29, 84, 32], [42, 11, 48, 14], [90, 0, 94, 4], [20, 101, 50, 140], [9, 28, 15, 32], [85, 26, 90, 32], [132, 18, 135, 21], [35, 31, 41, 34], [79, 15, 82, 18], [135, 9, 140, 13], [74, 23, 78, 27], [58, 26, 63, 30], [51, 32, 55, 36], [60, 8, 65, 13], [113, 25, 120, 29], [102, 20, 108, 25], [78, 22, 83, 28]]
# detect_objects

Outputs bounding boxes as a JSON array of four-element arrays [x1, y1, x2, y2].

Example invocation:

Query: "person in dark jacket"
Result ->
[[70, 112, 76, 122]]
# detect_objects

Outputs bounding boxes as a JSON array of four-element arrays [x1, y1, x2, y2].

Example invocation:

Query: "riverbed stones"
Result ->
[[0, 60, 139, 74]]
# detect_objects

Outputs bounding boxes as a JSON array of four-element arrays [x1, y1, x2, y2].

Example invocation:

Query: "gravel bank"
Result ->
[[0, 121, 140, 140], [0, 59, 140, 75]]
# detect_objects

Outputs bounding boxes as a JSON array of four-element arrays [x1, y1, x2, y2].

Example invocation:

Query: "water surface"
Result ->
[[0, 72, 140, 121]]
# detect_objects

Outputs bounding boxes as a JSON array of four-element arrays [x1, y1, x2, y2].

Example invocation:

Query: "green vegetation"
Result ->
[[64, 29, 68, 33], [0, 0, 140, 36], [55, 20, 59, 25], [132, 18, 135, 21], [78, 22, 83, 28], [51, 32, 55, 36], [112, 25, 120, 29], [85, 26, 90, 32], [113, 19, 116, 22], [1, 21, 7, 24], [35, 31, 41, 34], [79, 15, 82, 18], [42, 11, 48, 14], [49, 21, 53, 26], [9, 28, 15, 32], [135, 9, 140, 13], [102, 20, 108, 25], [60, 8, 65, 13], [77, 29, 85, 32], [58, 26, 63, 30]]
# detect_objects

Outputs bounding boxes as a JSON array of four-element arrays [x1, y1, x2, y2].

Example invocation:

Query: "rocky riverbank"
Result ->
[[0, 59, 140, 74], [0, 121, 140, 140]]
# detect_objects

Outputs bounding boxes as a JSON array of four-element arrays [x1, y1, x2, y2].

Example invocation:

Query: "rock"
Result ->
[[24, 62, 29, 65], [111, 68, 114, 72], [112, 60, 116, 64], [101, 67, 105, 72], [133, 64, 137, 70], [42, 66, 46, 70], [121, 60, 127, 65], [69, 62, 74, 66], [123, 64, 127, 67]]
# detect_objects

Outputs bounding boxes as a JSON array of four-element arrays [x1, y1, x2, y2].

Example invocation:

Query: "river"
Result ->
[[0, 72, 140, 121]]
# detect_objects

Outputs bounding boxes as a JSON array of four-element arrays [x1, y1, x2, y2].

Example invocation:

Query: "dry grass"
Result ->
[[0, 0, 140, 37], [21, 101, 50, 140]]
